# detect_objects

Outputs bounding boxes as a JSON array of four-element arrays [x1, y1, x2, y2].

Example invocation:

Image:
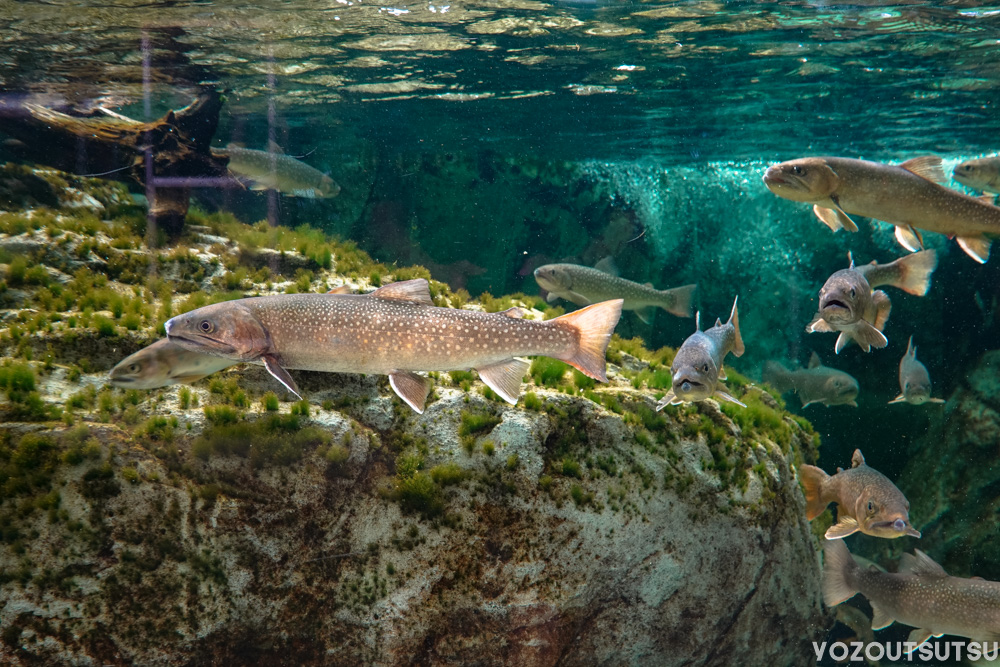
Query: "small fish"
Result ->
[[164, 279, 623, 413], [800, 449, 920, 540], [823, 540, 1000, 650], [888, 337, 945, 406], [214, 142, 340, 198], [534, 258, 696, 324], [655, 297, 744, 410], [763, 155, 1000, 263], [109, 338, 238, 389], [806, 250, 937, 353], [763, 352, 859, 407], [953, 156, 1000, 194]]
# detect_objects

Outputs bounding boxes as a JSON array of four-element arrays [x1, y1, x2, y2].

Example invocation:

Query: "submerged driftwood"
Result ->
[[0, 91, 231, 238]]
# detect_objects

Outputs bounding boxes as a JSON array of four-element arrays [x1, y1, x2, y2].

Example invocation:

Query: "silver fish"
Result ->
[[806, 250, 937, 353], [214, 143, 339, 198], [763, 352, 859, 407], [953, 156, 1000, 195], [888, 337, 945, 406], [164, 279, 623, 413], [655, 297, 744, 410], [109, 338, 238, 389], [533, 259, 696, 324], [823, 540, 1000, 650]]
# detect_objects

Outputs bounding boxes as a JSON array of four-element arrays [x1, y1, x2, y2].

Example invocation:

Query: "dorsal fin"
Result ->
[[808, 352, 822, 369], [847, 251, 855, 269], [499, 307, 525, 319], [899, 549, 948, 578], [594, 256, 619, 276], [899, 156, 946, 184], [371, 279, 433, 305], [694, 312, 701, 332], [267, 140, 285, 154], [714, 317, 722, 327], [326, 285, 352, 294], [851, 449, 866, 468]]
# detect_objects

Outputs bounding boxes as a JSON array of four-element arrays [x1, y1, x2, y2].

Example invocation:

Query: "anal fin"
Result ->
[[906, 629, 934, 651], [262, 354, 302, 399], [389, 370, 431, 414], [956, 235, 991, 264], [870, 603, 895, 631], [477, 358, 530, 405], [825, 516, 860, 539], [894, 225, 924, 252], [634, 305, 656, 325]]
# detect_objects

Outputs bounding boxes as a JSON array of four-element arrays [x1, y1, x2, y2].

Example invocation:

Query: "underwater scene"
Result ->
[[1, 0, 1000, 665]]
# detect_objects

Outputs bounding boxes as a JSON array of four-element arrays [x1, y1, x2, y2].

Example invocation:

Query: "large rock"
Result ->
[[897, 349, 1000, 579]]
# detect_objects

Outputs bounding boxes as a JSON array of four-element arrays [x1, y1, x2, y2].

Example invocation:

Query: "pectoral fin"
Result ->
[[888, 394, 907, 404], [655, 390, 679, 411], [714, 389, 746, 408], [824, 516, 860, 539], [634, 306, 656, 325], [546, 291, 560, 304], [807, 314, 834, 333], [956, 235, 991, 264], [718, 367, 727, 381], [388, 370, 431, 414], [870, 603, 895, 631], [927, 397, 945, 404], [894, 225, 924, 252], [261, 355, 302, 399], [813, 205, 859, 233], [476, 358, 530, 405], [843, 321, 888, 354], [871, 290, 892, 332], [834, 332, 852, 354]]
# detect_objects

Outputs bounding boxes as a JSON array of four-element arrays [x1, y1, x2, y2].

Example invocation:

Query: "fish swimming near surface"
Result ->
[[823, 540, 1000, 650], [534, 258, 696, 324], [213, 142, 340, 198], [763, 155, 1000, 263], [655, 297, 744, 410], [109, 338, 239, 389], [806, 250, 937, 353], [953, 156, 1000, 195], [800, 449, 921, 540], [763, 352, 859, 407], [164, 279, 623, 413], [889, 336, 945, 406]]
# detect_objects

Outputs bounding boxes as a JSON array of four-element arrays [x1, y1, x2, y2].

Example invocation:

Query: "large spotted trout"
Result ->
[[164, 279, 623, 413], [763, 156, 1000, 263]]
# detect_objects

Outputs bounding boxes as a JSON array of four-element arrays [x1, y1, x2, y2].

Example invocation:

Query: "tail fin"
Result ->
[[822, 540, 860, 607], [550, 299, 624, 382], [893, 249, 937, 295], [728, 296, 744, 357], [661, 284, 697, 318], [799, 464, 830, 520], [762, 361, 793, 393]]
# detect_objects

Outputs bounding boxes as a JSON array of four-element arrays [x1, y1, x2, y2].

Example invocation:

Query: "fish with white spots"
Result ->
[[164, 279, 623, 413]]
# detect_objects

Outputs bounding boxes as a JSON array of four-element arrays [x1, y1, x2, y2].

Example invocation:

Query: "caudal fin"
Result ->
[[893, 249, 938, 296], [822, 540, 860, 607], [799, 464, 830, 520], [762, 361, 793, 394], [727, 296, 744, 357], [550, 299, 624, 382], [661, 284, 697, 318]]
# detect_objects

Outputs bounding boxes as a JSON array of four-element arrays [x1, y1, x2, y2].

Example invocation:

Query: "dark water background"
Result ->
[[3, 0, 1000, 483]]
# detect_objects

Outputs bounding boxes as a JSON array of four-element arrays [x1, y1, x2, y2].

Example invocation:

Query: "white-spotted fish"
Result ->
[[763, 352, 859, 407], [889, 336, 945, 406], [533, 259, 696, 323], [109, 338, 238, 389], [763, 156, 1000, 262], [806, 250, 937, 353], [800, 449, 920, 540], [823, 540, 1000, 651], [953, 156, 1000, 195], [214, 143, 339, 198], [655, 297, 744, 410], [164, 279, 623, 413]]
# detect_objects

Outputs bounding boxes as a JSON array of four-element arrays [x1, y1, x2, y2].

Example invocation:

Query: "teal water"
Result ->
[[2, 0, 1000, 664]]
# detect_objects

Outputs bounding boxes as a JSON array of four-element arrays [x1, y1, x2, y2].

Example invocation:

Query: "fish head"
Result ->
[[165, 302, 269, 361], [533, 264, 573, 293], [823, 372, 860, 405], [762, 158, 839, 203], [109, 348, 169, 389], [670, 352, 717, 403], [856, 490, 920, 539], [817, 269, 867, 325], [902, 378, 932, 404], [952, 158, 997, 192], [317, 174, 341, 198]]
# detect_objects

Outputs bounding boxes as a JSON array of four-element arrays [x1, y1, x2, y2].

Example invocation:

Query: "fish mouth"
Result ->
[[672, 376, 710, 400], [868, 518, 921, 538]]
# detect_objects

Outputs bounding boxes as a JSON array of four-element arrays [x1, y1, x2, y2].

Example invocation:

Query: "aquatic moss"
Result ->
[[191, 417, 330, 468], [429, 462, 466, 486], [720, 391, 793, 449], [522, 392, 543, 411], [529, 357, 569, 387], [458, 410, 500, 438], [392, 473, 443, 517]]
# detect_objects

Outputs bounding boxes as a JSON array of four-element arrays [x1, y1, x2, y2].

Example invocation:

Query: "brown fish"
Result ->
[[953, 156, 1000, 195], [800, 449, 920, 539], [762, 352, 859, 408], [763, 156, 1000, 263], [824, 540, 1000, 650], [109, 338, 238, 389], [164, 279, 623, 413], [806, 250, 937, 353], [889, 337, 945, 406]]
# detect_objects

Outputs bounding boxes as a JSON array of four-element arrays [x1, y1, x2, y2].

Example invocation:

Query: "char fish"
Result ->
[[655, 297, 744, 410], [164, 279, 623, 413], [109, 338, 238, 389], [533, 259, 696, 324], [889, 336, 945, 406], [823, 540, 1000, 650], [763, 156, 1000, 263], [806, 250, 937, 353], [800, 449, 920, 540], [953, 156, 1000, 195], [763, 352, 859, 407], [214, 143, 339, 198]]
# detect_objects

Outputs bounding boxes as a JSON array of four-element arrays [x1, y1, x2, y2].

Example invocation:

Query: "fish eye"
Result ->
[[963, 165, 972, 171], [791, 165, 804, 175], [866, 500, 875, 514], [702, 364, 709, 373], [850, 288, 855, 298], [199, 320, 215, 333], [128, 364, 140, 373]]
